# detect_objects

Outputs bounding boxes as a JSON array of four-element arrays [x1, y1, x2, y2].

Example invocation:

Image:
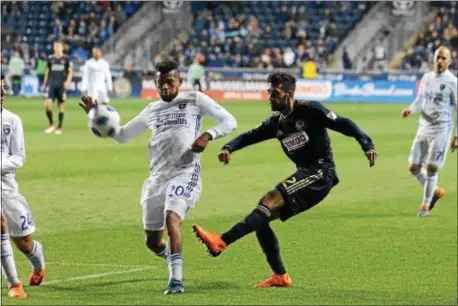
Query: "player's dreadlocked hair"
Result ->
[[267, 72, 297, 91], [155, 59, 179, 74]]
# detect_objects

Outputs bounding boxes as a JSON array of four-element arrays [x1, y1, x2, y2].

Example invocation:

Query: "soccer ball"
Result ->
[[87, 104, 121, 138]]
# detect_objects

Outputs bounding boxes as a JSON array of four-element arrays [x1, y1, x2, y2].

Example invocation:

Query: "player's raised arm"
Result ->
[[191, 92, 237, 153], [403, 74, 426, 117], [79, 95, 149, 143], [197, 92, 237, 139], [217, 116, 278, 164], [111, 110, 149, 144], [1, 116, 25, 174], [312, 102, 377, 166]]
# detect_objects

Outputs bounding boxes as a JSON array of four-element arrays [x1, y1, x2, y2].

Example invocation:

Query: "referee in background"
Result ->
[[187, 56, 205, 92]]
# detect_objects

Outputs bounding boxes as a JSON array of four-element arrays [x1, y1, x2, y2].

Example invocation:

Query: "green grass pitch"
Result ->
[[1, 97, 456, 305]]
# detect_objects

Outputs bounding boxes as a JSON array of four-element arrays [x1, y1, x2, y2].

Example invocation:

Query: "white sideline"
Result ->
[[44, 266, 156, 286]]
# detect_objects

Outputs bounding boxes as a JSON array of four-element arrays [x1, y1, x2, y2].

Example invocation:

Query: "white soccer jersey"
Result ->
[[112, 91, 237, 182], [408, 70, 458, 136], [81, 58, 113, 103], [1, 108, 25, 193]]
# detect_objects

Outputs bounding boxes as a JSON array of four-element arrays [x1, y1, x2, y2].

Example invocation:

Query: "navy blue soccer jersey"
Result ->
[[223, 101, 375, 170]]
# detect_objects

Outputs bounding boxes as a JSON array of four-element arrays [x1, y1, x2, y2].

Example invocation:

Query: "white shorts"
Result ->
[[408, 129, 452, 168], [140, 171, 202, 231], [1, 192, 35, 237], [88, 90, 110, 104]]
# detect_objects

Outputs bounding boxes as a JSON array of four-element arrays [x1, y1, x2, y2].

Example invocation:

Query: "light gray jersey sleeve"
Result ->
[[196, 91, 237, 140], [408, 73, 427, 114], [112, 105, 149, 143], [1, 115, 25, 173]]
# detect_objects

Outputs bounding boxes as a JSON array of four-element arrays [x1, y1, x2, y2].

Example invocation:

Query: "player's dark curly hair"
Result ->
[[267, 72, 297, 91], [155, 59, 179, 74]]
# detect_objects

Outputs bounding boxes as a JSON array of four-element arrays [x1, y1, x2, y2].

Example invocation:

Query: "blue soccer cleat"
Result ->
[[163, 279, 184, 295]]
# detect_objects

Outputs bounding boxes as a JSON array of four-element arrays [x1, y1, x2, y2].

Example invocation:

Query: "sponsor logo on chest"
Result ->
[[281, 131, 309, 152], [154, 112, 188, 129], [52, 64, 65, 71]]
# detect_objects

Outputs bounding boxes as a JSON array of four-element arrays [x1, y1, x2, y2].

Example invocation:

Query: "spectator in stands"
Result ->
[[107, 16, 116, 37], [283, 48, 296, 67], [3, 35, 14, 56], [49, 19, 64, 41], [124, 1, 136, 17], [303, 57, 318, 79], [373, 41, 386, 71], [114, 4, 127, 25], [8, 52, 25, 96], [78, 20, 87, 37], [65, 20, 78, 42], [342, 46, 353, 70]]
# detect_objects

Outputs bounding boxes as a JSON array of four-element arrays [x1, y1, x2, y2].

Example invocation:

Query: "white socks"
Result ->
[[26, 241, 45, 272], [1, 234, 19, 286], [167, 253, 183, 282], [423, 173, 438, 206]]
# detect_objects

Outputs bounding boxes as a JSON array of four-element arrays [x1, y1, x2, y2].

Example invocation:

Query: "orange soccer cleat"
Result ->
[[255, 273, 293, 288], [29, 269, 46, 286], [429, 187, 446, 211], [8, 282, 27, 299], [192, 224, 227, 257]]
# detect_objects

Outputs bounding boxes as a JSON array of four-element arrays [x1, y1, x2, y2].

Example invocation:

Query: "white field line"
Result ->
[[45, 261, 156, 269], [44, 266, 156, 285], [16, 261, 156, 269]]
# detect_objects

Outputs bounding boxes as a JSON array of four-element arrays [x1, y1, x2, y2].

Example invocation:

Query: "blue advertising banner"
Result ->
[[294, 79, 417, 103]]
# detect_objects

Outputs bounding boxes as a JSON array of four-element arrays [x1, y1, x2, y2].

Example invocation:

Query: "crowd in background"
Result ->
[[1, 1, 142, 69], [401, 1, 458, 71], [163, 1, 372, 70], [1, 0, 457, 76]]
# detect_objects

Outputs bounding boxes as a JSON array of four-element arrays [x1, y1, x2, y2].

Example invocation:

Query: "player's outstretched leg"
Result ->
[[409, 164, 445, 214], [12, 234, 46, 286], [163, 211, 184, 295], [44, 98, 56, 134], [1, 214, 27, 299], [254, 224, 292, 288], [193, 189, 283, 257], [417, 165, 443, 217]]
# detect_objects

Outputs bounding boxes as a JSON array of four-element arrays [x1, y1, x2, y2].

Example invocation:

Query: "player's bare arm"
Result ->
[[64, 66, 73, 89], [218, 148, 231, 164], [191, 132, 213, 153]]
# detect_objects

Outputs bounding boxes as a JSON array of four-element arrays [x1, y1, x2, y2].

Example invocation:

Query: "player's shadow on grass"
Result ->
[[191, 280, 241, 291]]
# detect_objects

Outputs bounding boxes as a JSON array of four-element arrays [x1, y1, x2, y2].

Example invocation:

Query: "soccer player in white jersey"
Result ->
[[402, 46, 458, 217], [79, 59, 237, 295], [81, 47, 113, 104], [1, 77, 46, 298]]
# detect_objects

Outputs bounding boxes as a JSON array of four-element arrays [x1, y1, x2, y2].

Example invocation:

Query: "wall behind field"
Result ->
[[6, 68, 424, 103]]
